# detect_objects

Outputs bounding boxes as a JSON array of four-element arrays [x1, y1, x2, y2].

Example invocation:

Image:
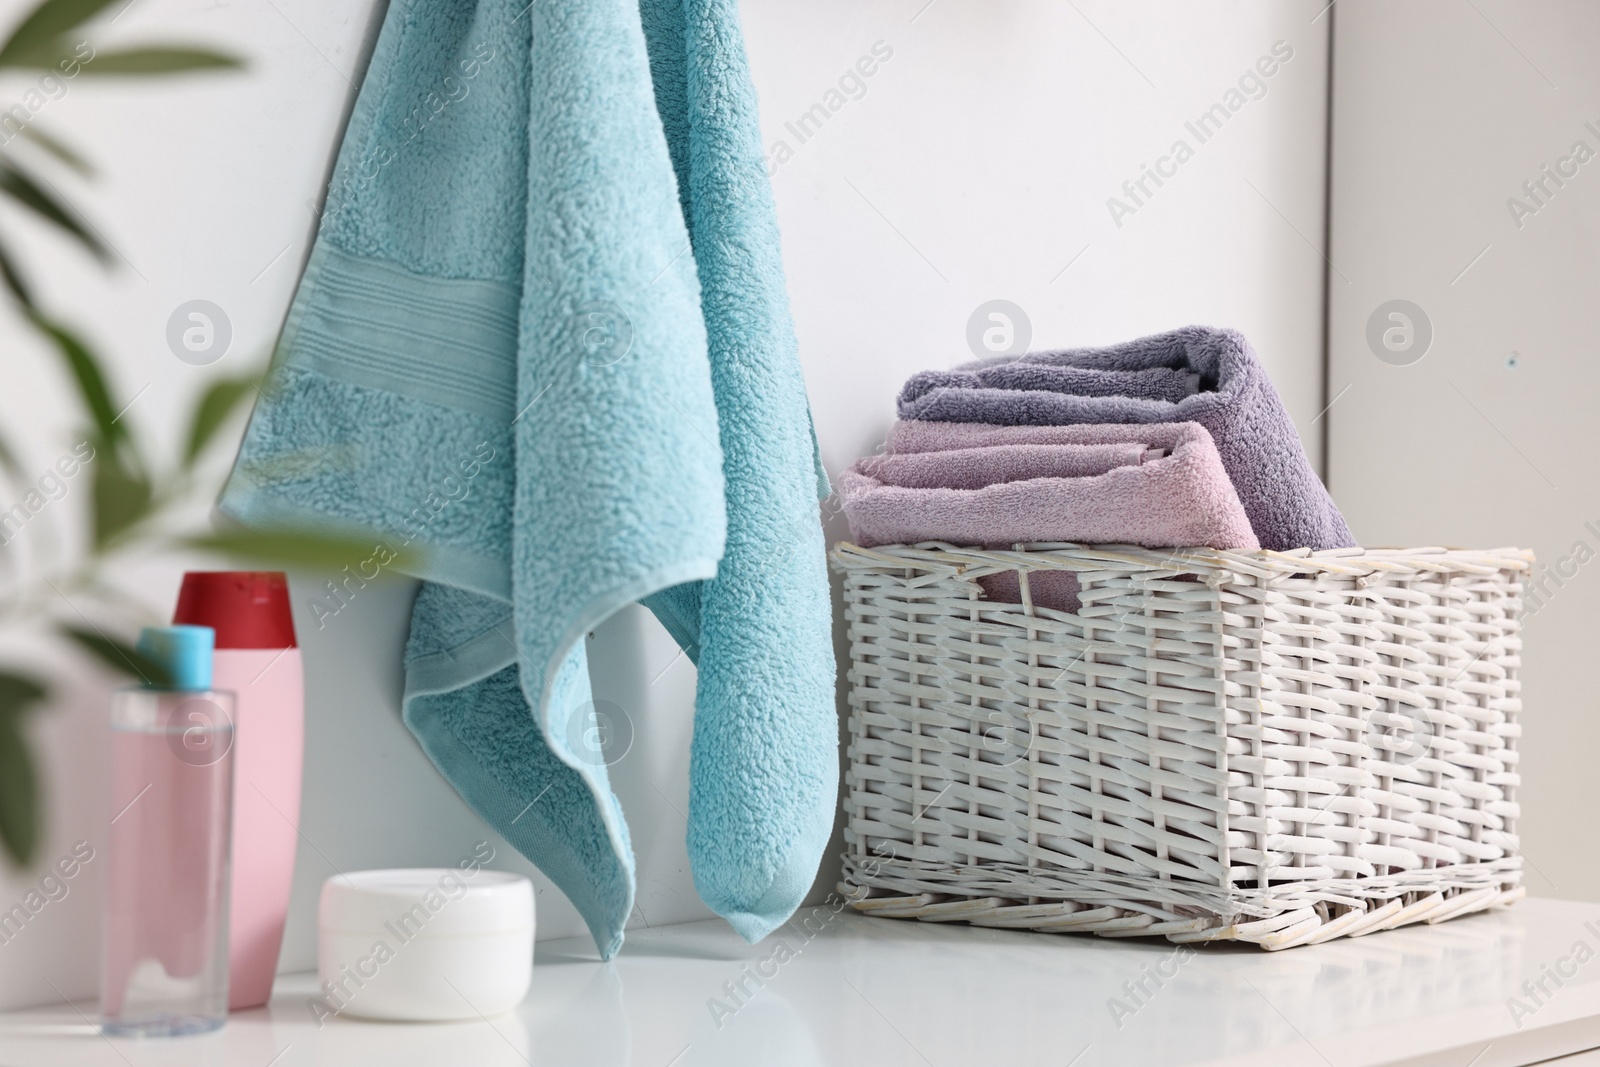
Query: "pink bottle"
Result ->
[[174, 572, 303, 1011]]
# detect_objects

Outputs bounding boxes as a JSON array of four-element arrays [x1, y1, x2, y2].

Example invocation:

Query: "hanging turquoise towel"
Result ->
[[221, 0, 836, 958]]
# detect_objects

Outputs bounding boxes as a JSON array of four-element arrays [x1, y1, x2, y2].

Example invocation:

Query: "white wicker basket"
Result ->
[[833, 541, 1530, 949]]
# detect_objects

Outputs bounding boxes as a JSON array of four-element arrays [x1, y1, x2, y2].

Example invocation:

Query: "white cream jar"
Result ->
[[317, 868, 534, 1022]]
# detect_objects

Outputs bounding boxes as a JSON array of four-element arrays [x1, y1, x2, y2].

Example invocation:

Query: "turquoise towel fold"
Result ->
[[221, 0, 836, 958]]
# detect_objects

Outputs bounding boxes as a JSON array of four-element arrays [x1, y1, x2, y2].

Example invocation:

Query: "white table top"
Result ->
[[5, 897, 1600, 1067]]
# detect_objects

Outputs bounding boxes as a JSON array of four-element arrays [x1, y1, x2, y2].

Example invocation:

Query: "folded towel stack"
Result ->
[[840, 326, 1352, 609]]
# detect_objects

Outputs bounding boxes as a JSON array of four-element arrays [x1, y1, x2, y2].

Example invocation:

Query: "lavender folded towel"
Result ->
[[840, 421, 1258, 551], [896, 326, 1355, 551]]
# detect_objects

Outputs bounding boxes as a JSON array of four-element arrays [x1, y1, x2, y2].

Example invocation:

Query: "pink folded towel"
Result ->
[[842, 421, 1259, 551], [853, 442, 1161, 490], [841, 421, 1258, 614]]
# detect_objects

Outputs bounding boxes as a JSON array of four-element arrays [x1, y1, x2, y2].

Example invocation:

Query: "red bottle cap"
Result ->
[[173, 572, 298, 650]]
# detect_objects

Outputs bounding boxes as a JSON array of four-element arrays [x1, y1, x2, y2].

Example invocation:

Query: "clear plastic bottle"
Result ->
[[101, 625, 236, 1036]]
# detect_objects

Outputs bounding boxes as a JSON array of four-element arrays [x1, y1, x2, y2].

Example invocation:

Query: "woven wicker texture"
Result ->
[[834, 541, 1530, 949]]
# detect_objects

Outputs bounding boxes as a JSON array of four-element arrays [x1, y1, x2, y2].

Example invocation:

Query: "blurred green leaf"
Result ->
[[183, 529, 414, 571], [236, 444, 361, 485], [0, 426, 29, 488], [91, 458, 150, 547], [0, 160, 107, 262], [58, 625, 171, 687], [0, 238, 32, 312], [0, 0, 120, 68], [0, 720, 39, 866], [184, 374, 259, 466], [0, 672, 45, 710], [15, 123, 93, 176], [26, 314, 125, 451], [79, 47, 243, 75], [0, 670, 48, 867]]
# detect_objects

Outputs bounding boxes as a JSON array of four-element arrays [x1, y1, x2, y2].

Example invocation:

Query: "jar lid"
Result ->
[[320, 869, 533, 938]]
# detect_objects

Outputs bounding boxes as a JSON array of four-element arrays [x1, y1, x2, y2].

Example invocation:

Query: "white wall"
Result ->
[[0, 0, 1332, 1010], [777, 0, 1332, 479], [1328, 0, 1600, 906]]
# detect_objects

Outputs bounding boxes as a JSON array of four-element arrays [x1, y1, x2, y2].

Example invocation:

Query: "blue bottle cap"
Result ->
[[135, 625, 214, 691]]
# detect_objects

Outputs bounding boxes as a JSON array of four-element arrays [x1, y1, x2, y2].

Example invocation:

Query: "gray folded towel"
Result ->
[[896, 325, 1354, 552]]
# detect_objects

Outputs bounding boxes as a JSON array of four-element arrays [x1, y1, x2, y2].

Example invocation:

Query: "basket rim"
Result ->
[[831, 540, 1534, 580]]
